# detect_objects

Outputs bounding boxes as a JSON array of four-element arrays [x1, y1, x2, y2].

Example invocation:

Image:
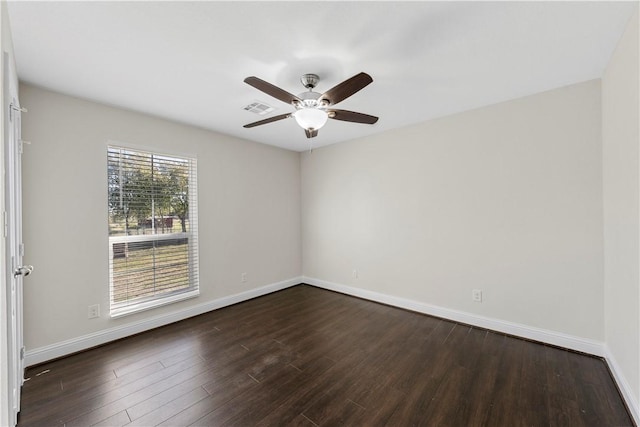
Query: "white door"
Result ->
[[4, 52, 30, 426]]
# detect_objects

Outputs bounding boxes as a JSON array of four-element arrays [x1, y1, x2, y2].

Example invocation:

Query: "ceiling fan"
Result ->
[[243, 72, 378, 138]]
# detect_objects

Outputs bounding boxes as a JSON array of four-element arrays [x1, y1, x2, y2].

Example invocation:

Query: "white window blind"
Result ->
[[107, 145, 199, 317]]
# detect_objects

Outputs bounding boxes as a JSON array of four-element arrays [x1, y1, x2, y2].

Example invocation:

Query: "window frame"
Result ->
[[107, 143, 199, 318]]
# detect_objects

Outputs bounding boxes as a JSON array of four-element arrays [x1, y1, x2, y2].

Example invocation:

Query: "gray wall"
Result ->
[[302, 79, 604, 341], [603, 6, 640, 412], [20, 84, 301, 350]]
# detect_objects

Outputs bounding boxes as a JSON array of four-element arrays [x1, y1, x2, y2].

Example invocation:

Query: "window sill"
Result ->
[[110, 289, 199, 318]]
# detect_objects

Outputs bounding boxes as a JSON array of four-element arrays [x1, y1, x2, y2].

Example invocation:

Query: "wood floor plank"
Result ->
[[182, 366, 303, 426], [126, 378, 211, 421], [254, 354, 363, 426], [124, 387, 210, 427], [153, 387, 247, 426], [91, 409, 131, 427], [19, 361, 167, 425], [484, 336, 527, 425], [64, 360, 215, 426], [17, 284, 634, 427], [359, 385, 407, 425]]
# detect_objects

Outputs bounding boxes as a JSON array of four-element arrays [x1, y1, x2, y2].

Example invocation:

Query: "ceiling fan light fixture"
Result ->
[[293, 107, 328, 131]]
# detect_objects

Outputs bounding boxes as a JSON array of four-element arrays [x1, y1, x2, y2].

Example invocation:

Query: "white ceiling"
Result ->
[[6, 1, 638, 152]]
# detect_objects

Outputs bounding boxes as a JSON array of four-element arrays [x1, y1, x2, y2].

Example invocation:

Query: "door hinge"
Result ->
[[19, 243, 24, 257], [20, 346, 25, 360], [17, 139, 31, 154], [10, 103, 27, 113]]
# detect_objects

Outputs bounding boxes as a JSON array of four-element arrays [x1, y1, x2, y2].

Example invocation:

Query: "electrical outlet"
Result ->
[[241, 272, 247, 283], [352, 269, 358, 279], [472, 289, 482, 303], [88, 304, 100, 319]]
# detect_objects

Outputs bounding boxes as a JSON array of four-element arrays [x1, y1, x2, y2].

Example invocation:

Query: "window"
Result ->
[[107, 145, 199, 317]]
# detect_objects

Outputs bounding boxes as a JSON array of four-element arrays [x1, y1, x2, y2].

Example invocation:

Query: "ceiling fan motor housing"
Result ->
[[300, 73, 320, 89]]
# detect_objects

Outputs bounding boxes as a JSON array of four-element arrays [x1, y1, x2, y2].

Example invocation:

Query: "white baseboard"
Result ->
[[25, 277, 302, 367], [604, 345, 640, 425], [302, 276, 604, 356]]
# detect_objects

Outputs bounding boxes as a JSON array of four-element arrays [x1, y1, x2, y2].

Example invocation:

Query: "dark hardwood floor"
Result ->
[[18, 284, 633, 426]]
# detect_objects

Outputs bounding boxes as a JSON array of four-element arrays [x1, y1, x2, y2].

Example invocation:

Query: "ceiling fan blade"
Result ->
[[243, 113, 291, 128], [305, 129, 318, 138], [328, 109, 379, 124], [319, 72, 373, 106], [244, 76, 302, 105]]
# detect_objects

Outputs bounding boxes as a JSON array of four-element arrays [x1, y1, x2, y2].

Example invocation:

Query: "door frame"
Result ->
[[3, 49, 23, 427]]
